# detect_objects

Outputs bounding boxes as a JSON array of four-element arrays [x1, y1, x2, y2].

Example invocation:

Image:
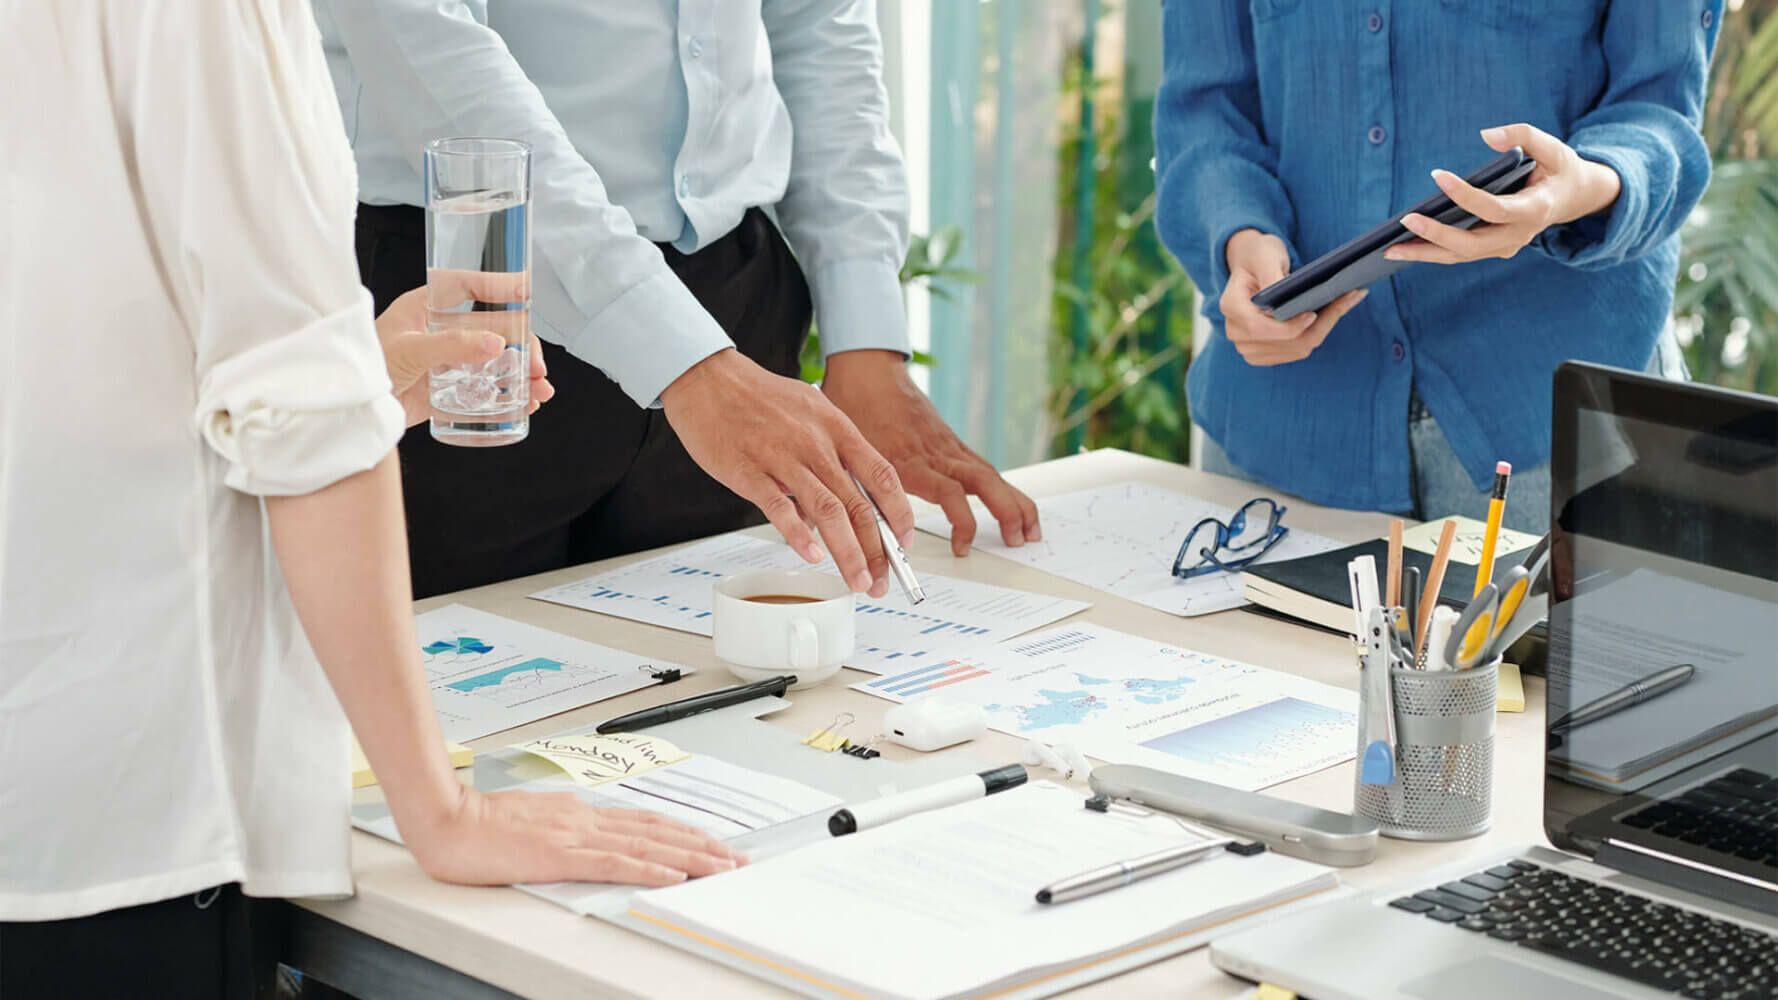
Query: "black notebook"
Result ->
[[1242, 536, 1535, 636]]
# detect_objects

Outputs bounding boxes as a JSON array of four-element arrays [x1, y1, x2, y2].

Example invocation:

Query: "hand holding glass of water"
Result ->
[[424, 137, 532, 446]]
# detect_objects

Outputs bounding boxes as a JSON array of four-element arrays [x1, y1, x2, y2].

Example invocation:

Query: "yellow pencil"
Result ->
[[1474, 461, 1512, 597]]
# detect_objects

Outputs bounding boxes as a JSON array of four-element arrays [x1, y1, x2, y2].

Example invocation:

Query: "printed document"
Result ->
[[530, 533, 1088, 672], [415, 604, 694, 743], [855, 623, 1358, 790], [915, 482, 1340, 616]]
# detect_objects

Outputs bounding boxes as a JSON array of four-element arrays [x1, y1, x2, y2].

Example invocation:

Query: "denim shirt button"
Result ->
[[1368, 125, 1387, 145], [1391, 342, 1407, 361], [1367, 12, 1383, 32], [1702, 8, 1714, 29]]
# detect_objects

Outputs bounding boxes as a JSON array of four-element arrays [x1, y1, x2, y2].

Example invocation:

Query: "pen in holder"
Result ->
[[1354, 657, 1498, 841]]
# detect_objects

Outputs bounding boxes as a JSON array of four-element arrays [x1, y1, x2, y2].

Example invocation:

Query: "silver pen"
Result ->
[[854, 476, 925, 604], [1035, 839, 1231, 905], [1550, 663, 1695, 733]]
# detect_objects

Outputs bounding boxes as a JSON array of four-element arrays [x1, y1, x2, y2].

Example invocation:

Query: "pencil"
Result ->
[[1386, 519, 1404, 609], [1416, 519, 1458, 664], [1474, 461, 1512, 597]]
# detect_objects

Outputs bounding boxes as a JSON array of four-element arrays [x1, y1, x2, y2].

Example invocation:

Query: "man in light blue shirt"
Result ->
[[316, 0, 1039, 597]]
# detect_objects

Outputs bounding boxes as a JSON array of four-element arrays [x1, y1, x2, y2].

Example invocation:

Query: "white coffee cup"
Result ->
[[711, 570, 855, 688]]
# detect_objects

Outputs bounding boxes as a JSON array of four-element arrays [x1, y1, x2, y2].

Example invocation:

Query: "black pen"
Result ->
[[595, 674, 796, 734]]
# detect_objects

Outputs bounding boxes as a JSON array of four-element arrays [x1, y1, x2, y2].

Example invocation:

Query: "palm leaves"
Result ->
[[1680, 1, 1778, 392]]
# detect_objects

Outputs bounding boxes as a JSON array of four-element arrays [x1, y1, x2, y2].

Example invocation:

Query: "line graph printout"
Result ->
[[417, 604, 695, 743], [529, 533, 1089, 674], [914, 481, 1341, 617], [854, 623, 1357, 790]]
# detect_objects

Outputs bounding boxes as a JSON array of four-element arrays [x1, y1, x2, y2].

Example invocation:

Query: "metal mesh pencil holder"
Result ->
[[1355, 660, 1497, 841]]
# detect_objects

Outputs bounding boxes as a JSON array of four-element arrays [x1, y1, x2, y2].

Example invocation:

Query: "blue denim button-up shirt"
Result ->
[[1156, 0, 1720, 511]]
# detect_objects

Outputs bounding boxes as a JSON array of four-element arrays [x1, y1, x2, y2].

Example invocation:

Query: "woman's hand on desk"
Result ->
[[1385, 123, 1622, 266], [403, 787, 748, 887], [1222, 230, 1368, 367]]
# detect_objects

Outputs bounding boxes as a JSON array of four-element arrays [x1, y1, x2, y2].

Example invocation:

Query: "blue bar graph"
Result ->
[[447, 658, 564, 693]]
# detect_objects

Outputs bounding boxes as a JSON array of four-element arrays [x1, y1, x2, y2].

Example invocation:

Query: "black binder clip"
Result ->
[[841, 744, 881, 760], [1083, 794, 1113, 813], [639, 664, 682, 685]]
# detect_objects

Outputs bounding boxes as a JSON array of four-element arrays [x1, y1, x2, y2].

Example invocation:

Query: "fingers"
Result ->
[[1430, 169, 1512, 224], [740, 471, 824, 564], [1396, 212, 1496, 258], [563, 849, 690, 887], [842, 436, 916, 547], [932, 480, 977, 557], [426, 267, 531, 307], [579, 833, 739, 879], [787, 466, 879, 594], [1380, 238, 1467, 266], [387, 329, 503, 386], [592, 810, 747, 864], [1480, 122, 1561, 162], [1233, 289, 1366, 366], [953, 458, 1033, 548]]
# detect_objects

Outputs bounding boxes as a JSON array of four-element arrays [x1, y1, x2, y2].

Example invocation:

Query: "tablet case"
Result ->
[[1253, 148, 1537, 321]]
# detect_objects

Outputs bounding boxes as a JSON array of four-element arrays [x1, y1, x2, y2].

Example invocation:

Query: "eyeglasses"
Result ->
[[1171, 497, 1290, 580]]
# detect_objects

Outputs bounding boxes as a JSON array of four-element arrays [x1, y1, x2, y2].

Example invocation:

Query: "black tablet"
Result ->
[[1251, 148, 1537, 321]]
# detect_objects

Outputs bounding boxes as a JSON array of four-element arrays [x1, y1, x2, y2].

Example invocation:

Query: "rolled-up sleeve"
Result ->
[[1153, 0, 1298, 317], [133, 0, 403, 496], [1536, 1, 1720, 270]]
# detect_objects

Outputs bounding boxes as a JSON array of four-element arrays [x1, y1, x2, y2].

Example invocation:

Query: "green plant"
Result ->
[[798, 226, 968, 383], [1046, 17, 1194, 461], [1677, 2, 1778, 394]]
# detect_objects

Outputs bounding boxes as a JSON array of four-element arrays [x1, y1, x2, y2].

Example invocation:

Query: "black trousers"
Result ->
[[0, 885, 281, 998], [355, 205, 812, 598]]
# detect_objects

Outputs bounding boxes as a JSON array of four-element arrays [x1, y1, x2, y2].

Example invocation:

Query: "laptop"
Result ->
[[1210, 362, 1778, 1000]]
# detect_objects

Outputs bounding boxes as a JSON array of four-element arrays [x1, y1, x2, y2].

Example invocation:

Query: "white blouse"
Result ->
[[0, 0, 405, 919]]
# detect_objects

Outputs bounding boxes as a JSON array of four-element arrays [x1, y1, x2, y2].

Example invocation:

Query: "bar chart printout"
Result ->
[[417, 604, 695, 743], [854, 623, 1358, 790], [529, 533, 1089, 673]]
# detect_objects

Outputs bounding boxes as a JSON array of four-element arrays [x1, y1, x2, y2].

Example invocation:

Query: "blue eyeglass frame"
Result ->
[[1170, 497, 1290, 580]]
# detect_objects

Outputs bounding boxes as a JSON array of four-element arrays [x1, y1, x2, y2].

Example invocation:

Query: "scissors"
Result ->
[[1445, 582, 1500, 671], [1485, 537, 1554, 659]]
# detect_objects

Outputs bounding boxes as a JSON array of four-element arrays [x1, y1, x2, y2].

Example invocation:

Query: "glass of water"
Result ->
[[423, 137, 532, 446]]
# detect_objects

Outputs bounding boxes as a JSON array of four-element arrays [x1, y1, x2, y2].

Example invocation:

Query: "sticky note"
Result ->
[[1255, 985, 1298, 1000], [1497, 662, 1526, 713], [512, 732, 690, 787], [352, 737, 474, 789], [1403, 517, 1540, 566]]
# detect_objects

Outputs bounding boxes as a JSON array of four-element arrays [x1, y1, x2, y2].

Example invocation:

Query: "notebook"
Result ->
[[625, 783, 1340, 1000], [1241, 517, 1538, 636]]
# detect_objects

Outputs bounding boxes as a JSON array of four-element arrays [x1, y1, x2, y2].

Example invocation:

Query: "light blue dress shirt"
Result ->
[[315, 0, 911, 408]]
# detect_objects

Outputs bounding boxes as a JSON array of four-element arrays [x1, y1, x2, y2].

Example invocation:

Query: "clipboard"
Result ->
[[1252, 147, 1537, 321]]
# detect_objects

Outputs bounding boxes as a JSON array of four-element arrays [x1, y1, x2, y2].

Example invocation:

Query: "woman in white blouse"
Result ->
[[0, 1, 741, 991]]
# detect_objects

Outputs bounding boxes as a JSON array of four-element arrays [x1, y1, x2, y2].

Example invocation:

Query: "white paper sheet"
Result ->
[[1548, 567, 1778, 788], [529, 533, 1089, 673], [915, 482, 1341, 617], [415, 604, 694, 743], [854, 623, 1358, 790], [630, 783, 1337, 1000]]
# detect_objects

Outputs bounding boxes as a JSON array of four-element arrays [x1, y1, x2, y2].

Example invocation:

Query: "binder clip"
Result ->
[[803, 713, 855, 753], [639, 664, 682, 685], [841, 737, 881, 760]]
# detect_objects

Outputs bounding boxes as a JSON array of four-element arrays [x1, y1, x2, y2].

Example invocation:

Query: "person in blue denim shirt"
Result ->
[[1155, 0, 1721, 532]]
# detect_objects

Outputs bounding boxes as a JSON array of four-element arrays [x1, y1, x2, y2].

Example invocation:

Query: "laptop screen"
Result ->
[[1545, 362, 1778, 898]]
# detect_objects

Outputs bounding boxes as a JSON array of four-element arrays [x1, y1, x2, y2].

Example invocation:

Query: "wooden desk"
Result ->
[[289, 449, 1546, 999]]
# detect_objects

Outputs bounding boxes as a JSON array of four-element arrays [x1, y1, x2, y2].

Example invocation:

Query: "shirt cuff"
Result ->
[[1535, 135, 1643, 268], [558, 271, 735, 409], [807, 258, 910, 358], [195, 290, 405, 497]]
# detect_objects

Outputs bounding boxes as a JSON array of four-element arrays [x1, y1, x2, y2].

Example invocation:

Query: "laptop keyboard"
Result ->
[[1620, 768, 1778, 869], [1390, 859, 1778, 999]]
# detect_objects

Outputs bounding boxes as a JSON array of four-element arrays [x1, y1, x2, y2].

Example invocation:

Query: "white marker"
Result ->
[[827, 764, 1027, 836]]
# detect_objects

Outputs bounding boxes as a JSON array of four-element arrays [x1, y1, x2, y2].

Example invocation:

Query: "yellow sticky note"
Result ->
[[1403, 516, 1540, 567], [1497, 662, 1526, 713], [1255, 985, 1298, 1000], [351, 737, 473, 789], [513, 732, 690, 788]]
